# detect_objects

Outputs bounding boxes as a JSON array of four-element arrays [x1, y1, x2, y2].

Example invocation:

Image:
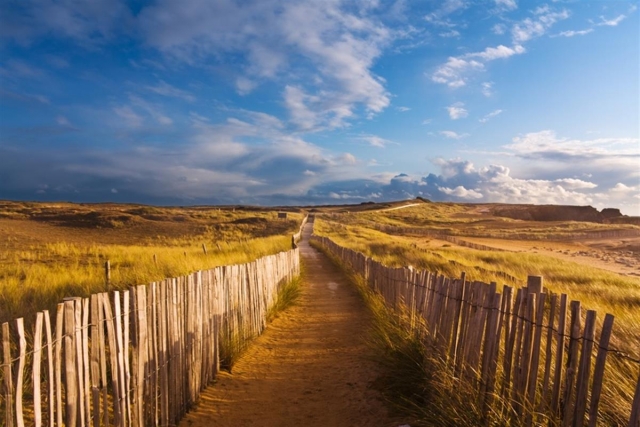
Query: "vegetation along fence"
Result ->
[[311, 234, 640, 427], [0, 217, 308, 427]]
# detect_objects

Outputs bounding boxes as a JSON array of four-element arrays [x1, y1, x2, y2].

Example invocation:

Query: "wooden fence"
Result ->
[[1, 243, 302, 427], [311, 234, 640, 427]]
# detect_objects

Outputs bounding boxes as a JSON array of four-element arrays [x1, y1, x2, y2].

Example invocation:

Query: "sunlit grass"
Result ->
[[0, 202, 303, 324]]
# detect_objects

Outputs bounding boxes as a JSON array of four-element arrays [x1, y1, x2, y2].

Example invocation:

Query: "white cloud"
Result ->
[[512, 8, 570, 43], [235, 77, 257, 96], [396, 106, 411, 112], [111, 188, 118, 194], [440, 130, 469, 139], [422, 118, 432, 125], [431, 45, 524, 87], [359, 135, 394, 148], [439, 30, 460, 38], [56, 116, 71, 126], [554, 178, 597, 190], [424, 0, 468, 26], [479, 109, 503, 123], [129, 95, 173, 125], [447, 102, 468, 119], [139, 0, 392, 130], [481, 82, 494, 97], [467, 44, 526, 60], [146, 80, 195, 102], [114, 106, 143, 127], [597, 14, 626, 27], [554, 29, 593, 37], [338, 153, 357, 165], [495, 0, 517, 11], [492, 23, 506, 35], [0, 0, 132, 44], [431, 5, 570, 89], [438, 185, 483, 199], [284, 85, 320, 130], [431, 56, 483, 88]]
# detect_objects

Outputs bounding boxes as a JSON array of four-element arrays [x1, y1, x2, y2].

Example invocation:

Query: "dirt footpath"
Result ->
[[179, 224, 399, 427]]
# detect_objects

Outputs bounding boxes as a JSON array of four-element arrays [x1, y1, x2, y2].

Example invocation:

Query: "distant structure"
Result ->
[[278, 212, 288, 219]]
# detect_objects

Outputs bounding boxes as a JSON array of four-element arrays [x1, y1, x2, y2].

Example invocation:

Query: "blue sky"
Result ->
[[1, 0, 638, 214]]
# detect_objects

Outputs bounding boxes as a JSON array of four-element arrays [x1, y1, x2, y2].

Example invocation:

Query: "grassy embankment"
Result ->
[[314, 203, 640, 425], [0, 201, 302, 324]]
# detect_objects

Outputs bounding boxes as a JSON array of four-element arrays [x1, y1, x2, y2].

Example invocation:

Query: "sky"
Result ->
[[1, 0, 638, 214]]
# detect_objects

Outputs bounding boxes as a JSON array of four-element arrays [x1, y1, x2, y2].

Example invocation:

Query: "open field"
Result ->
[[0, 201, 303, 323]]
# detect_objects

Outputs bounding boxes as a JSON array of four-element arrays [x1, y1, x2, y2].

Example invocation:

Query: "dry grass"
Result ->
[[0, 201, 303, 324]]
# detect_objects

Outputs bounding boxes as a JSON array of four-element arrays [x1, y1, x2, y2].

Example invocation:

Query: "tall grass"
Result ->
[[0, 236, 292, 324]]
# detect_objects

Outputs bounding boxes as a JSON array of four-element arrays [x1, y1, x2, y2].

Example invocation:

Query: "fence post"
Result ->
[[105, 260, 111, 290], [2, 322, 14, 427]]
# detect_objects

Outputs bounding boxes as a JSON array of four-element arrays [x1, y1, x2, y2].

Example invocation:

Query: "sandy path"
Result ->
[[179, 223, 398, 427]]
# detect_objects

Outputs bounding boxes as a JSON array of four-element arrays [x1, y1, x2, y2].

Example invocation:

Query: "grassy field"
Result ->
[[0, 201, 303, 324], [312, 201, 640, 425]]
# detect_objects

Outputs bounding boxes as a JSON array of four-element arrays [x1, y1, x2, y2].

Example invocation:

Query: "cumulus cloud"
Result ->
[[511, 7, 570, 43], [138, 0, 392, 130], [438, 185, 483, 199], [447, 102, 468, 119], [431, 45, 525, 87], [504, 131, 640, 188]]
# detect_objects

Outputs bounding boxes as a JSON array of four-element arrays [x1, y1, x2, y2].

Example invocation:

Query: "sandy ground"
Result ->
[[179, 224, 402, 427], [461, 236, 640, 278]]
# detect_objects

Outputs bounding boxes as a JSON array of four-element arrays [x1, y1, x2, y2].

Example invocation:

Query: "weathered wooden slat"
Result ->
[[43, 310, 55, 427], [561, 301, 582, 427], [14, 318, 26, 427], [33, 312, 44, 427], [573, 310, 596, 426], [74, 298, 86, 427], [525, 292, 546, 427], [588, 314, 614, 427], [122, 290, 132, 427], [3, 322, 14, 427], [63, 300, 78, 427], [98, 294, 109, 427], [90, 294, 101, 427], [54, 304, 64, 427], [539, 293, 557, 418], [551, 294, 568, 418], [102, 293, 122, 426], [113, 291, 128, 427]]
